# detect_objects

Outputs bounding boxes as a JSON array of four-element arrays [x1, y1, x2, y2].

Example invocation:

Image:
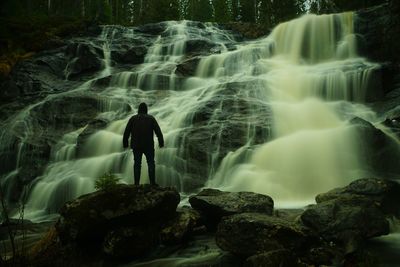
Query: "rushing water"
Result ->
[[0, 12, 396, 222]]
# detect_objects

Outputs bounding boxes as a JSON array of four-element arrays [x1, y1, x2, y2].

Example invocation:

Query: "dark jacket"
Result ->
[[123, 106, 164, 150]]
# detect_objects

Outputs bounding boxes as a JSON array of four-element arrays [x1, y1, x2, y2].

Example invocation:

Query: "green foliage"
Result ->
[[95, 173, 120, 191], [213, 0, 231, 22]]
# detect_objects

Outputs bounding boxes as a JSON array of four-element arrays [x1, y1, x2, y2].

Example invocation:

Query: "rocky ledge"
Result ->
[[26, 178, 399, 266]]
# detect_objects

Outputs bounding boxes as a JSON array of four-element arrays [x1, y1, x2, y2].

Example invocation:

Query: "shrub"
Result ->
[[94, 173, 120, 191]]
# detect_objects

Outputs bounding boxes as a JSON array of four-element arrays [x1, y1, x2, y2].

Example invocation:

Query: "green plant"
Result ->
[[94, 173, 120, 191]]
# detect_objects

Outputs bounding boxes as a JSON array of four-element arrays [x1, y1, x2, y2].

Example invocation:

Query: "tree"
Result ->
[[213, 0, 232, 22], [185, 0, 213, 21], [240, 0, 257, 22]]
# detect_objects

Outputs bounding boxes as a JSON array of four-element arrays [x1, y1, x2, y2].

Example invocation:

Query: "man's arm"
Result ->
[[123, 118, 132, 148], [153, 118, 164, 148]]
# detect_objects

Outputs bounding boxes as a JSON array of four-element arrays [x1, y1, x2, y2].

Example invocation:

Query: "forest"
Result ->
[[0, 0, 389, 76], [1, 0, 388, 25]]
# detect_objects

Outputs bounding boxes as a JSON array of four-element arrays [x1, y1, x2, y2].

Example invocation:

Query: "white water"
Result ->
[[207, 12, 380, 205], [2, 14, 391, 221]]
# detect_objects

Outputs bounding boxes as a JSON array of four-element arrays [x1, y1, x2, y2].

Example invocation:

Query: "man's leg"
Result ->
[[133, 149, 143, 185], [144, 148, 156, 185]]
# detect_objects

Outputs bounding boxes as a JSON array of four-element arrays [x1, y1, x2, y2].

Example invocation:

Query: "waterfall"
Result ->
[[207, 13, 380, 206], [2, 13, 391, 221]]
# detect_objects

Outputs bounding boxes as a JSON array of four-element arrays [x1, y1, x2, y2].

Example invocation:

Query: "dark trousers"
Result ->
[[133, 148, 156, 185]]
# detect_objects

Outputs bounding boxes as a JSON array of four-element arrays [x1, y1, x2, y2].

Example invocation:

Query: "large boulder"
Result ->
[[316, 178, 400, 216], [189, 189, 273, 229], [216, 213, 311, 257], [300, 195, 389, 252], [56, 184, 180, 243]]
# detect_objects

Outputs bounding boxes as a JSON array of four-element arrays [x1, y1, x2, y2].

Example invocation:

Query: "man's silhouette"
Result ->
[[123, 102, 164, 185]]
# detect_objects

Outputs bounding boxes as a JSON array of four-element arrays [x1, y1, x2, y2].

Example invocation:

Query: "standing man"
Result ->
[[123, 102, 164, 185]]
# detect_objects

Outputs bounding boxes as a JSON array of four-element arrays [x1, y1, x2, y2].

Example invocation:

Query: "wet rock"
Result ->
[[216, 213, 310, 257], [244, 249, 299, 267], [355, 2, 400, 96], [56, 184, 180, 243], [273, 209, 304, 222], [103, 225, 159, 258], [185, 39, 223, 56], [0, 76, 21, 101], [76, 118, 108, 157], [355, 3, 400, 64], [160, 207, 201, 245], [136, 22, 168, 35], [32, 94, 100, 129], [1, 48, 72, 101], [189, 189, 273, 230], [351, 117, 400, 176], [316, 178, 400, 216], [65, 42, 103, 78], [111, 45, 147, 65], [300, 195, 389, 252], [175, 57, 200, 77]]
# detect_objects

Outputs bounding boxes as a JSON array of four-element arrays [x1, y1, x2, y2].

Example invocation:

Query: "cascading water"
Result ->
[[1, 13, 395, 222], [208, 12, 381, 205]]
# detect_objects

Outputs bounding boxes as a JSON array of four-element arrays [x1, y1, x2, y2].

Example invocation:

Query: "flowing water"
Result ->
[[0, 13, 396, 222]]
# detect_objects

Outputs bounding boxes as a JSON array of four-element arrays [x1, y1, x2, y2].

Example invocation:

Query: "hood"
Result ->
[[138, 102, 148, 114]]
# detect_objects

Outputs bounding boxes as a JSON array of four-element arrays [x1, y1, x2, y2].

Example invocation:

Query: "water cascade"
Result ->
[[0, 13, 394, 221], [208, 13, 380, 205]]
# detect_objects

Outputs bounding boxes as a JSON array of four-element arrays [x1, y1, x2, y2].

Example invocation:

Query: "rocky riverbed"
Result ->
[[0, 177, 398, 266]]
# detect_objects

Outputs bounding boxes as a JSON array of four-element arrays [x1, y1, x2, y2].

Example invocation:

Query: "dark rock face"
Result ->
[[103, 225, 159, 258], [65, 42, 103, 78], [300, 195, 389, 251], [189, 188, 273, 229], [56, 184, 180, 244], [351, 117, 400, 176], [175, 57, 201, 77], [111, 46, 147, 65], [185, 39, 224, 56], [216, 213, 311, 257], [160, 207, 201, 245], [316, 178, 400, 215], [355, 2, 400, 97], [244, 249, 299, 267]]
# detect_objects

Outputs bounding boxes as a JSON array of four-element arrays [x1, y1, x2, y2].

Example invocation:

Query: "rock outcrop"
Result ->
[[351, 117, 400, 176], [209, 178, 396, 266], [216, 213, 311, 257], [300, 195, 389, 252], [316, 177, 400, 215], [56, 184, 180, 246], [189, 188, 273, 229]]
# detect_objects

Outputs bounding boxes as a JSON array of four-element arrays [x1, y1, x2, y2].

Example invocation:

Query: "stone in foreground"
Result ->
[[316, 177, 400, 216], [189, 188, 273, 229], [56, 184, 180, 243], [301, 195, 389, 252], [216, 213, 310, 257]]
